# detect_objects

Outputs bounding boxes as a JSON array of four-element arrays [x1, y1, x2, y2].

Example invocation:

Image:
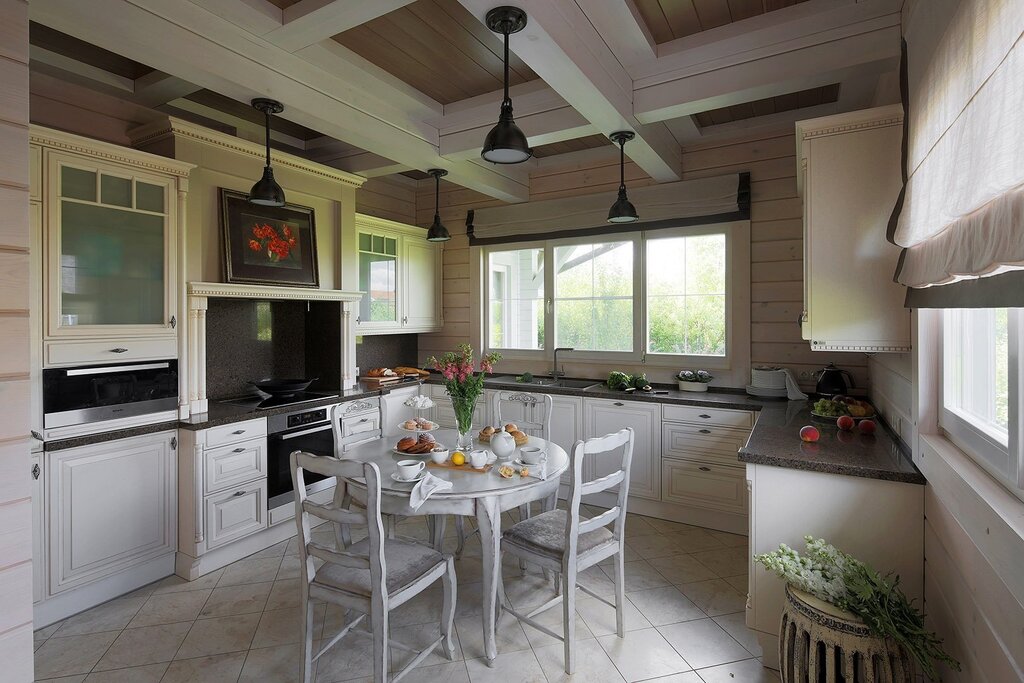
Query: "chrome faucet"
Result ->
[[552, 347, 574, 379]]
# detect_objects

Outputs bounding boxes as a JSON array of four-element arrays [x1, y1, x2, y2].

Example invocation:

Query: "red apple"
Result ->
[[836, 415, 855, 431], [858, 419, 877, 435], [799, 425, 820, 442]]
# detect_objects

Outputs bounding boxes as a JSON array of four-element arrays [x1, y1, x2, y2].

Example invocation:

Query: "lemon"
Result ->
[[451, 451, 465, 466]]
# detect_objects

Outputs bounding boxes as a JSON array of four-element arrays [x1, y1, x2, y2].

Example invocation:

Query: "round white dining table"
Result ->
[[337, 429, 568, 666]]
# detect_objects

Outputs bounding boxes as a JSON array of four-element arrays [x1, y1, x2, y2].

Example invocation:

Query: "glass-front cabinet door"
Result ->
[[357, 229, 400, 330], [46, 153, 176, 339]]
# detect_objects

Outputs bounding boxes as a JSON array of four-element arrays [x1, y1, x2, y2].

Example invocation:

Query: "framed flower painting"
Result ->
[[219, 188, 320, 288]]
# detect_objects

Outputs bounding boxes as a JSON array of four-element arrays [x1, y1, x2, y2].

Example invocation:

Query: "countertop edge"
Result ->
[[737, 448, 926, 485]]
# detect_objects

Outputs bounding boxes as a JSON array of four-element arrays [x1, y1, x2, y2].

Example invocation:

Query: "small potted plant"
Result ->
[[676, 369, 713, 392]]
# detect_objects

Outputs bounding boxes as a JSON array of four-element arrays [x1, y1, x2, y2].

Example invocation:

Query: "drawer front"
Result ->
[[45, 338, 177, 367], [662, 422, 749, 466], [205, 480, 267, 550], [205, 438, 267, 495], [343, 434, 379, 453], [204, 418, 267, 450], [342, 412, 380, 438], [662, 404, 754, 429], [662, 459, 747, 514], [338, 398, 379, 417]]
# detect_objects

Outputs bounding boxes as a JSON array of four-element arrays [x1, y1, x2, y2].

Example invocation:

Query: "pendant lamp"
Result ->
[[481, 7, 532, 164], [248, 98, 286, 207], [607, 131, 639, 223], [426, 169, 452, 242]]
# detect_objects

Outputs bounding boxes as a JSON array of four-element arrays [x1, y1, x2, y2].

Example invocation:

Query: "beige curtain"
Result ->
[[893, 0, 1024, 291]]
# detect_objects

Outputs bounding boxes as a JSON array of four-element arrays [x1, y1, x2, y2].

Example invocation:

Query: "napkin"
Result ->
[[782, 368, 808, 401], [409, 472, 453, 510]]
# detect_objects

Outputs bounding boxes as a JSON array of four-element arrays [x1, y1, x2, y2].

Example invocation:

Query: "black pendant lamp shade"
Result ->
[[481, 7, 532, 164], [248, 98, 286, 207], [426, 169, 452, 242], [607, 131, 639, 223]]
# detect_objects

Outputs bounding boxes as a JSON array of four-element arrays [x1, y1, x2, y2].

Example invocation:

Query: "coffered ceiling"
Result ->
[[27, 0, 901, 202]]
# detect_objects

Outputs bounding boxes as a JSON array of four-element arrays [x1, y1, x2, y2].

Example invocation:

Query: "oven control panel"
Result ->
[[287, 408, 327, 429]]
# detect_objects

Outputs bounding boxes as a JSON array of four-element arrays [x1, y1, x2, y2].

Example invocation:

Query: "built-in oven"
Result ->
[[43, 360, 178, 438], [266, 404, 337, 512]]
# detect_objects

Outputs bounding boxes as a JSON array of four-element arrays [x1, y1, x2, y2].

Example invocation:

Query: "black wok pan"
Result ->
[[248, 378, 318, 396]]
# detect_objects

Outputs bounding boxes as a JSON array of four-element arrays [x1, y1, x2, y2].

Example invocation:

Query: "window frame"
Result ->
[[479, 222, 748, 374], [939, 308, 1023, 491]]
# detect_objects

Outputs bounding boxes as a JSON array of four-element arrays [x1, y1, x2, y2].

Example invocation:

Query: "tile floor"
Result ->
[[33, 507, 780, 683]]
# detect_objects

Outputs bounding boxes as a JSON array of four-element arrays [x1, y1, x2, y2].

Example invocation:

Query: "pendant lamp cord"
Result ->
[[618, 137, 626, 191], [502, 25, 511, 108], [264, 108, 272, 169], [434, 172, 441, 219]]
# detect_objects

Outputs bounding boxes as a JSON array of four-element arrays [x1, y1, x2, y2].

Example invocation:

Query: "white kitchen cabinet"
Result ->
[[355, 214, 442, 335], [48, 431, 177, 594], [31, 127, 192, 363], [31, 453, 44, 605], [582, 398, 661, 501], [204, 480, 268, 550], [204, 438, 266, 495], [796, 105, 910, 352], [662, 459, 746, 514]]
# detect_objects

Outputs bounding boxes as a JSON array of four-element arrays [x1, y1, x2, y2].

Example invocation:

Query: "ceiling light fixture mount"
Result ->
[[248, 98, 286, 207], [481, 6, 532, 164], [426, 169, 452, 242], [607, 130, 639, 224]]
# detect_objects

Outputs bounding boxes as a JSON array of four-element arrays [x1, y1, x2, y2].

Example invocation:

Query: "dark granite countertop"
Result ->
[[739, 402, 924, 484]]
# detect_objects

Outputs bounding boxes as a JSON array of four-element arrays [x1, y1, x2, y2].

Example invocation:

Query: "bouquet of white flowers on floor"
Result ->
[[755, 536, 959, 681]]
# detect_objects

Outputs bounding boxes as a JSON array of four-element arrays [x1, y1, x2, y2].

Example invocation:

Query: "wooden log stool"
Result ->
[[779, 584, 914, 683]]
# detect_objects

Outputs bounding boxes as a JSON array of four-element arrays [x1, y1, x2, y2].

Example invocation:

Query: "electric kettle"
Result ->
[[816, 363, 854, 397]]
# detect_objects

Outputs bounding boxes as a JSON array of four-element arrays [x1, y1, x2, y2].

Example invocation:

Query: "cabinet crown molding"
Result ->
[[187, 281, 363, 302], [127, 117, 366, 190], [355, 212, 431, 236], [30, 125, 196, 178]]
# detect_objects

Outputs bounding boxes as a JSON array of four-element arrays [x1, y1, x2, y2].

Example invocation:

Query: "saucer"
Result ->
[[512, 457, 546, 467], [391, 471, 426, 484]]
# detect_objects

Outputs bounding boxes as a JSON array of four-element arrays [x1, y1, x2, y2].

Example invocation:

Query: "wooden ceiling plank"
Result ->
[[30, 45, 136, 94], [632, 0, 675, 43], [692, 0, 734, 31], [133, 71, 202, 108], [262, 0, 417, 52], [727, 0, 765, 22], [658, 0, 702, 40], [434, 0, 537, 85], [31, 0, 529, 202]]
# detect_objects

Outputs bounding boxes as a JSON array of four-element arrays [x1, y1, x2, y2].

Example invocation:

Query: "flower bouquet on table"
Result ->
[[676, 369, 713, 392], [755, 536, 959, 681], [428, 344, 500, 451]]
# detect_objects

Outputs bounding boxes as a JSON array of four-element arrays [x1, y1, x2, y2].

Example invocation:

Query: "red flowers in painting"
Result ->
[[248, 223, 298, 262]]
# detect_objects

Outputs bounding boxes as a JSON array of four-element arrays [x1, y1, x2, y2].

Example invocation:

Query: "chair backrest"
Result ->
[[563, 428, 635, 562], [330, 403, 345, 458], [290, 451, 386, 592], [491, 391, 553, 441]]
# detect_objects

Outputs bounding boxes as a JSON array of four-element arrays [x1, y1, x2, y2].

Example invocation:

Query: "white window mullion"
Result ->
[[1010, 308, 1022, 488]]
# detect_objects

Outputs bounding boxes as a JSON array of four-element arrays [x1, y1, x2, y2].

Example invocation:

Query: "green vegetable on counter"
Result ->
[[607, 371, 632, 391], [813, 398, 850, 417], [516, 372, 533, 383]]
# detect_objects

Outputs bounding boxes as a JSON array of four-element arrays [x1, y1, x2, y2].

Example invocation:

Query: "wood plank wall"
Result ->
[[0, 1, 35, 678], [414, 131, 869, 391], [869, 356, 1024, 682], [354, 176, 418, 224]]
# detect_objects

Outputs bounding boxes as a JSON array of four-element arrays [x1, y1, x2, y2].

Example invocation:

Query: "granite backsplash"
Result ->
[[356, 333, 419, 373]]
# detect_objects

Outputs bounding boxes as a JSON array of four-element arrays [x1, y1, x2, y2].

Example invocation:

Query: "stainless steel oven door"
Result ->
[[266, 421, 335, 512], [43, 360, 178, 430]]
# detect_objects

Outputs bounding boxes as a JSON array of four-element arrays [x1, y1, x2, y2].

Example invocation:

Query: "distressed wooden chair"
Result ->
[[495, 428, 634, 675], [291, 451, 457, 683], [453, 391, 554, 559]]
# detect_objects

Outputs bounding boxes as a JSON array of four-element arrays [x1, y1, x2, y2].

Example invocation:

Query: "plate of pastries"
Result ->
[[395, 433, 437, 455], [399, 417, 439, 432], [478, 423, 529, 446]]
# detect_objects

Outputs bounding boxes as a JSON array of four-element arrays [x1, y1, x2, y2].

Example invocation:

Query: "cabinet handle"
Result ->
[[613, 402, 624, 407], [402, 316, 408, 324], [699, 466, 711, 472], [698, 414, 711, 419], [359, 418, 368, 423], [31, 463, 40, 480], [170, 315, 177, 329], [232, 490, 247, 497], [356, 316, 361, 323], [699, 429, 711, 434], [232, 447, 246, 453], [30, 430, 42, 441], [232, 430, 246, 435], [111, 347, 128, 354]]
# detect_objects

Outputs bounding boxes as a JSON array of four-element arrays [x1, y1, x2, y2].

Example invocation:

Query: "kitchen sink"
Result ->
[[483, 375, 603, 390]]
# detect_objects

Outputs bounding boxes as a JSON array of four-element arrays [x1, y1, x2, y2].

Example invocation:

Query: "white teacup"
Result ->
[[519, 446, 546, 465], [396, 460, 425, 480], [429, 447, 449, 465], [469, 449, 489, 469]]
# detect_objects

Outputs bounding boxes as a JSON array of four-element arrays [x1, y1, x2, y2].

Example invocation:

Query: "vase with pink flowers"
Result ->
[[428, 344, 501, 451]]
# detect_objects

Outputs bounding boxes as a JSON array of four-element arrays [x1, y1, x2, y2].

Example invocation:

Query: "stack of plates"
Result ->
[[746, 366, 789, 398]]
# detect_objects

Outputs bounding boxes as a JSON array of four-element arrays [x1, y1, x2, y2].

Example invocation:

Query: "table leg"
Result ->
[[475, 496, 501, 667], [429, 515, 447, 551]]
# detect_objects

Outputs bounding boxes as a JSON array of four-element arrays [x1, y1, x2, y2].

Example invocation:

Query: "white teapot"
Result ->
[[489, 429, 516, 460]]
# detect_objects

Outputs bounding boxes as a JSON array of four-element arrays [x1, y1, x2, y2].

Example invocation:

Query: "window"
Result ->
[[482, 224, 744, 368], [487, 247, 544, 350], [941, 308, 1022, 487]]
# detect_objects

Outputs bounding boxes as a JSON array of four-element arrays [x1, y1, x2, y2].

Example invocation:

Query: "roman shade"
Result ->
[[891, 0, 1024, 307], [468, 173, 749, 246]]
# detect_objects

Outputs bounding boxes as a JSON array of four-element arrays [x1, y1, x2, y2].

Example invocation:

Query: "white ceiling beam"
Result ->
[[634, 25, 900, 123], [186, 0, 282, 35], [577, 0, 656, 68], [29, 45, 135, 94], [133, 71, 202, 108], [30, 0, 529, 202], [456, 0, 681, 182], [327, 152, 411, 178], [262, 0, 417, 52]]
